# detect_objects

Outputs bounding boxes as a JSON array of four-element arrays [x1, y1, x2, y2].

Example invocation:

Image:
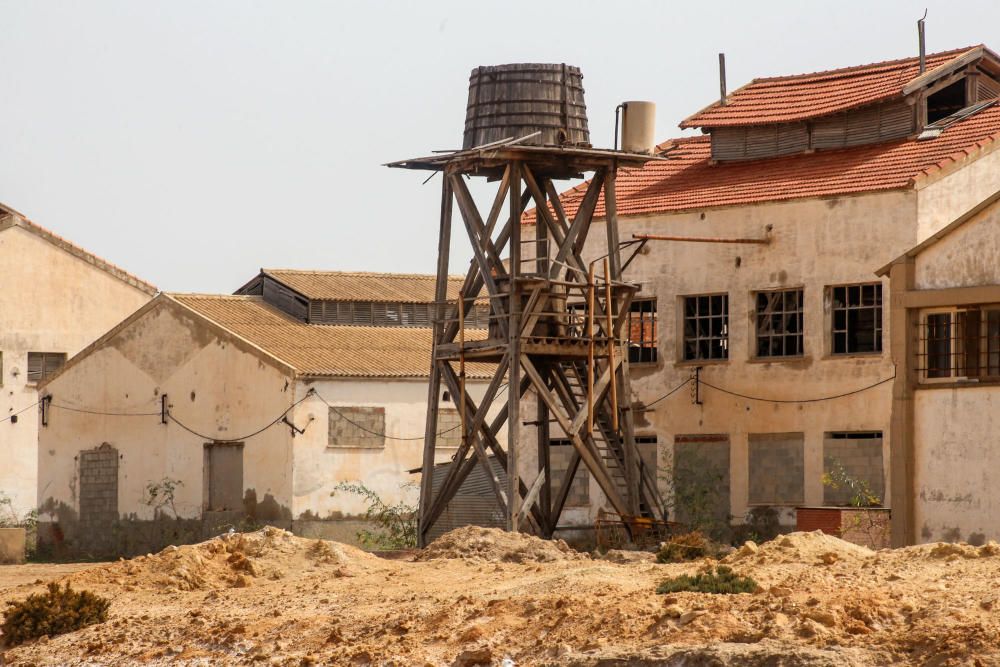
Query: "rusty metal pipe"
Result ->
[[632, 233, 770, 244]]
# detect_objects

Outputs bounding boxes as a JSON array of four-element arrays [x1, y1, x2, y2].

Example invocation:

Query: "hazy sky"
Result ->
[[1, 0, 997, 293]]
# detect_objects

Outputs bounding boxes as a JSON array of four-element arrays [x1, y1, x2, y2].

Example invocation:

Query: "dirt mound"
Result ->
[[418, 526, 587, 563], [725, 531, 873, 566], [896, 540, 1000, 561], [69, 527, 375, 591]]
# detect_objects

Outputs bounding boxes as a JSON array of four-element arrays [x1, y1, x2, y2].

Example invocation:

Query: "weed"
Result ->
[[331, 482, 416, 550], [656, 531, 711, 563], [656, 565, 759, 595], [1, 582, 109, 646]]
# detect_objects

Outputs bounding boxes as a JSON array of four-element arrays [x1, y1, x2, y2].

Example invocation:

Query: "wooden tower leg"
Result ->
[[418, 176, 453, 547], [507, 160, 522, 531]]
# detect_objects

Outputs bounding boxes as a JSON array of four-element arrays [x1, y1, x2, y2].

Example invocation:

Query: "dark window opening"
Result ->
[[755, 289, 804, 358], [927, 79, 967, 124], [683, 294, 729, 361], [628, 299, 657, 364], [831, 284, 882, 354]]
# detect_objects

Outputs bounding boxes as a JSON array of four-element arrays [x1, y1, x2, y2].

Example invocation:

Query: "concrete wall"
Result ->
[[288, 377, 500, 520], [915, 200, 1000, 290], [37, 298, 295, 556], [913, 386, 999, 544], [0, 223, 153, 517], [916, 142, 1000, 242], [565, 191, 914, 526]]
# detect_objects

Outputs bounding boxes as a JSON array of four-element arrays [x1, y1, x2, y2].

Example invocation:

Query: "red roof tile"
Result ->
[[681, 47, 982, 128], [531, 102, 1000, 220]]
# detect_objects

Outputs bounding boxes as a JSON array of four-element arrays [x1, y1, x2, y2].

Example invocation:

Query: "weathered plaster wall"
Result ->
[[563, 190, 916, 525], [0, 225, 152, 517], [289, 377, 501, 520], [917, 143, 1000, 242], [915, 201, 1000, 290], [913, 386, 999, 545], [37, 299, 294, 555]]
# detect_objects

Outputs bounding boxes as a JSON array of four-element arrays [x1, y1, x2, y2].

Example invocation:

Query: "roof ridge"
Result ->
[[263, 268, 465, 280], [0, 212, 158, 296], [751, 45, 979, 83]]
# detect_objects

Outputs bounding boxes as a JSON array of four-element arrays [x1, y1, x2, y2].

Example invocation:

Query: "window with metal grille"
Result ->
[[755, 289, 804, 358], [627, 299, 657, 364], [919, 307, 1000, 381], [831, 284, 882, 354], [27, 352, 66, 383], [682, 294, 729, 361]]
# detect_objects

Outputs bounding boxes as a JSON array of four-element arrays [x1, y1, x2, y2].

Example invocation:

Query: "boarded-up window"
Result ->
[[748, 433, 804, 505], [204, 442, 244, 511], [328, 406, 386, 448], [823, 432, 885, 506], [79, 444, 119, 524], [550, 438, 589, 506], [27, 352, 66, 383], [673, 435, 730, 531], [436, 408, 463, 448]]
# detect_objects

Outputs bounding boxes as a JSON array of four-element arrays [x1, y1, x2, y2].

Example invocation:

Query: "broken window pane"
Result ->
[[627, 299, 658, 364], [754, 289, 804, 358], [682, 294, 728, 361], [831, 283, 882, 355]]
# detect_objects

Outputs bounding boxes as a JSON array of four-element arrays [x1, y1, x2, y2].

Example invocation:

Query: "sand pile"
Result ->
[[895, 540, 1000, 561], [418, 526, 587, 563], [68, 527, 373, 592], [725, 530, 873, 566]]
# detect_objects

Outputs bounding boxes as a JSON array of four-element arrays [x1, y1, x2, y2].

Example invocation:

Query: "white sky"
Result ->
[[1, 0, 996, 293]]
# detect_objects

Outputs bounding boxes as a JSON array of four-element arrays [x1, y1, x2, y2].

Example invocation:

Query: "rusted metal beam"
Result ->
[[632, 233, 771, 245]]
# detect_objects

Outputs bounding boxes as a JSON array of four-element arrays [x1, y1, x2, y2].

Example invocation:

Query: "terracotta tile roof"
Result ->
[[681, 46, 982, 128], [259, 269, 472, 303], [171, 294, 493, 379], [0, 204, 157, 296], [529, 101, 1000, 220]]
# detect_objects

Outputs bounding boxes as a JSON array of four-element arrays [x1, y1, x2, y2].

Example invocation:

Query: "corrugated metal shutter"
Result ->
[[426, 457, 508, 542]]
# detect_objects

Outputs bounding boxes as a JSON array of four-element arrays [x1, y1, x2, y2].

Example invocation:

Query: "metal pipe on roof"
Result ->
[[719, 53, 728, 105], [918, 10, 927, 74]]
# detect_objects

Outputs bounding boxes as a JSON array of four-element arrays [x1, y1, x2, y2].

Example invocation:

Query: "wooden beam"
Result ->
[[418, 176, 453, 546], [507, 160, 523, 530]]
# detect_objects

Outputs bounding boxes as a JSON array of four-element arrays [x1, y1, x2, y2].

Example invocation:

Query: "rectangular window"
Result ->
[[627, 299, 657, 364], [919, 306, 1000, 381], [327, 406, 386, 448], [435, 408, 463, 448], [27, 352, 66, 383], [755, 289, 804, 358], [831, 284, 882, 354], [683, 294, 729, 361]]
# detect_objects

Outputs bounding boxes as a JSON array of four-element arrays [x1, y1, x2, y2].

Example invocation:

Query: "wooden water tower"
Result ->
[[389, 63, 666, 546]]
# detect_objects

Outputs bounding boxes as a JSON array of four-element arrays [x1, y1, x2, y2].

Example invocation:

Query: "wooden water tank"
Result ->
[[463, 63, 590, 150]]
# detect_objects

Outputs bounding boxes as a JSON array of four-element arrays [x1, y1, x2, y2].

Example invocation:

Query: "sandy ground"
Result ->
[[1, 526, 999, 666]]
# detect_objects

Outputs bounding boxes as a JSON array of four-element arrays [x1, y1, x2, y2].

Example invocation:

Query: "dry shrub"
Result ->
[[657, 531, 710, 563], [657, 565, 759, 595], [1, 582, 109, 647]]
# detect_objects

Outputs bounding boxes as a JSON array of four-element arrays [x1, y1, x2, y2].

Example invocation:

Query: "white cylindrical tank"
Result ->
[[621, 101, 656, 154]]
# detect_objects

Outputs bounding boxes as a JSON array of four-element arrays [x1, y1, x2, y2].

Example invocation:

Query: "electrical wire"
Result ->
[[699, 373, 896, 404], [312, 383, 509, 441], [50, 403, 160, 417], [0, 400, 41, 424], [166, 391, 316, 443], [643, 377, 693, 409]]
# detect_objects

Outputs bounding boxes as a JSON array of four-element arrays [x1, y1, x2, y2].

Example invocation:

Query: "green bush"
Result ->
[[1, 582, 110, 646], [657, 565, 759, 595], [656, 531, 710, 563]]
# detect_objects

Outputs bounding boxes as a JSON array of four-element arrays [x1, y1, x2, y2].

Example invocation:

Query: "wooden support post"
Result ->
[[587, 264, 595, 434], [418, 174, 452, 546], [458, 295, 466, 450], [604, 257, 619, 432], [507, 160, 522, 531]]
